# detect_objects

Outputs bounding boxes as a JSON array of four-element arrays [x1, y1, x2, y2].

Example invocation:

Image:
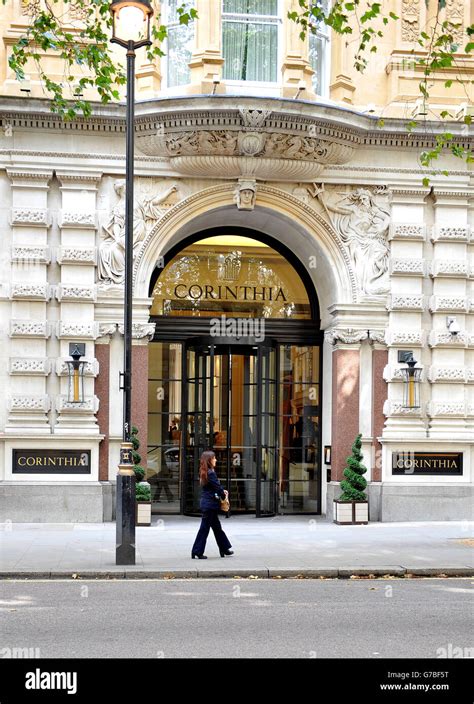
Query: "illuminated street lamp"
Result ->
[[109, 0, 153, 565]]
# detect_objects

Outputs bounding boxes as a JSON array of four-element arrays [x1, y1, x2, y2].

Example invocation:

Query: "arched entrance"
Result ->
[[146, 227, 323, 516]]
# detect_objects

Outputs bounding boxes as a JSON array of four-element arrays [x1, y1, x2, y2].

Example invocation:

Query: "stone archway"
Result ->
[[133, 182, 356, 327]]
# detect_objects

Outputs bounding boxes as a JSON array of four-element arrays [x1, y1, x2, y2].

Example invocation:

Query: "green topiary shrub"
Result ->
[[136, 483, 151, 502], [339, 433, 367, 502], [131, 426, 149, 500]]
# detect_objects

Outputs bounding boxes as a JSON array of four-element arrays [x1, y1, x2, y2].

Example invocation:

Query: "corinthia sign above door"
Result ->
[[12, 450, 91, 474]]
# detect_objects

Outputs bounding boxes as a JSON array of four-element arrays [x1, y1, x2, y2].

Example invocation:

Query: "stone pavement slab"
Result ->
[[0, 515, 472, 578]]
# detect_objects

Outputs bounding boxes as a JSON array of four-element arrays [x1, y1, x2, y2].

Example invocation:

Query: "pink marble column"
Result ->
[[131, 344, 149, 468], [95, 343, 110, 481], [331, 348, 360, 482], [371, 347, 388, 482]]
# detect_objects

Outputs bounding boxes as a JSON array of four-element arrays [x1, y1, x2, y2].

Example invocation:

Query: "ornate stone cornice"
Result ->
[[6, 170, 53, 188], [56, 173, 102, 187]]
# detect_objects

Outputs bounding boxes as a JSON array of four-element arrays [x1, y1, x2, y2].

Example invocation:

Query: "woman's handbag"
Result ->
[[220, 494, 230, 513]]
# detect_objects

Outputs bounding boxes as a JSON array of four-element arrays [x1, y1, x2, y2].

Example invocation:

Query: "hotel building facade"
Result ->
[[0, 0, 472, 522]]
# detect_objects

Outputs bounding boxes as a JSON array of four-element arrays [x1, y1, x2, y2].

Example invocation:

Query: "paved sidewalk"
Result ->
[[0, 516, 473, 578]]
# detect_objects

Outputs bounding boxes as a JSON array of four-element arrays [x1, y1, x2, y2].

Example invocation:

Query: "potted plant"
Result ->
[[333, 433, 368, 525], [131, 426, 152, 526]]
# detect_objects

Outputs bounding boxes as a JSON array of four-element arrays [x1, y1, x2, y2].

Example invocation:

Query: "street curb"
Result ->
[[1, 567, 473, 579]]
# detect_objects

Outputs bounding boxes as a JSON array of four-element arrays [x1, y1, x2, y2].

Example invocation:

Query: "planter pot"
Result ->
[[136, 501, 152, 526], [333, 499, 368, 525]]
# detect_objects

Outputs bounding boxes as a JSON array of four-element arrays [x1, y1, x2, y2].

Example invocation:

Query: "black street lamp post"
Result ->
[[110, 0, 153, 565]]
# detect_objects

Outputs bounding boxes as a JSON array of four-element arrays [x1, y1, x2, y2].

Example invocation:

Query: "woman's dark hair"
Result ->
[[199, 450, 216, 486]]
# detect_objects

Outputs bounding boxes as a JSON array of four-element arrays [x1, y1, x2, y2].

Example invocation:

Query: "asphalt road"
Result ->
[[1, 578, 472, 659]]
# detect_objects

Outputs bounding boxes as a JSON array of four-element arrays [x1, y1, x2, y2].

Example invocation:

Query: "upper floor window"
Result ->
[[164, 0, 194, 88], [222, 0, 280, 83], [308, 1, 330, 96]]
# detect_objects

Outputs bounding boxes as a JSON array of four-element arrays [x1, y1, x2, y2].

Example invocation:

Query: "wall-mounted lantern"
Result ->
[[398, 351, 422, 409], [66, 343, 86, 403]]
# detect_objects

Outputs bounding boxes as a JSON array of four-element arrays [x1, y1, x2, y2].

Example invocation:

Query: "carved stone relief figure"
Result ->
[[98, 179, 177, 285], [234, 179, 257, 210], [311, 184, 390, 295]]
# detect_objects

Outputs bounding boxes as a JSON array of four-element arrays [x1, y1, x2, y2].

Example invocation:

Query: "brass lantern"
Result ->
[[399, 351, 422, 409], [66, 343, 86, 403]]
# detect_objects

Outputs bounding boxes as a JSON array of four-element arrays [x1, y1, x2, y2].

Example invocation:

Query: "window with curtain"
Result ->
[[165, 0, 194, 88], [308, 1, 330, 96], [222, 0, 280, 83]]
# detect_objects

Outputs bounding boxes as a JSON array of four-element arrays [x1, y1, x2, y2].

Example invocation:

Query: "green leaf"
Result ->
[[422, 177, 430, 187], [444, 79, 453, 88], [464, 115, 472, 125]]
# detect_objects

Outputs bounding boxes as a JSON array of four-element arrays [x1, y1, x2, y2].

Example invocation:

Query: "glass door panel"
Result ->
[[184, 340, 277, 516], [278, 344, 321, 513]]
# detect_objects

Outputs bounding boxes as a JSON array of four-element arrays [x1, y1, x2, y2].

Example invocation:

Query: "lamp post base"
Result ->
[[116, 442, 136, 565]]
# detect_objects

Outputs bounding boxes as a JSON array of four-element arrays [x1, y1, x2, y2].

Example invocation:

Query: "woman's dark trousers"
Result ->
[[192, 509, 232, 555]]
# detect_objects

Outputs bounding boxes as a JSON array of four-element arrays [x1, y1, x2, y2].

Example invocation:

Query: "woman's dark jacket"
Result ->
[[200, 470, 226, 511]]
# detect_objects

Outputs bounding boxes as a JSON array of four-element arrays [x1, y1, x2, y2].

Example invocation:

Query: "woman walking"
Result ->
[[191, 450, 234, 559]]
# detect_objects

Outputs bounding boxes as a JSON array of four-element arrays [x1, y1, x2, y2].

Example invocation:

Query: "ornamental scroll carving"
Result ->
[[117, 323, 156, 340], [98, 180, 178, 286], [324, 328, 369, 345], [309, 185, 390, 295]]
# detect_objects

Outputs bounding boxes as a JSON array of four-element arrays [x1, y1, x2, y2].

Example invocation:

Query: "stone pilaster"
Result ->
[[281, 0, 315, 99], [188, 0, 224, 93], [6, 170, 53, 433], [428, 189, 471, 439], [54, 173, 102, 434], [384, 188, 430, 438]]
